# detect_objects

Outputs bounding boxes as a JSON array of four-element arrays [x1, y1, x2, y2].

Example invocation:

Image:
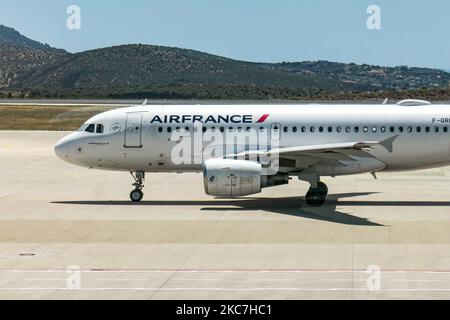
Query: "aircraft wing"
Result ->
[[228, 136, 398, 164]]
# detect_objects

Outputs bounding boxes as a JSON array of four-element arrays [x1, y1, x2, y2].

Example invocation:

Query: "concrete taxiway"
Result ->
[[2, 131, 450, 299]]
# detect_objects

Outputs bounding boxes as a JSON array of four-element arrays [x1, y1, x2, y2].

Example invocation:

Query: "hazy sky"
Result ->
[[0, 0, 449, 69]]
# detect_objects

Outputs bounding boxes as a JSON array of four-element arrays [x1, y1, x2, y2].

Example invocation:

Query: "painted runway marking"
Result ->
[[320, 279, 367, 282], [388, 279, 443, 282], [246, 279, 298, 281], [3, 268, 450, 295], [26, 279, 67, 281], [2, 287, 450, 292], [95, 279, 149, 282], [4, 268, 450, 274], [172, 279, 222, 281], [3, 267, 450, 295]]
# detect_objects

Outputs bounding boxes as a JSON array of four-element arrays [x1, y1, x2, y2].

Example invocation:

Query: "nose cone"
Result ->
[[54, 134, 75, 161], [55, 139, 68, 161]]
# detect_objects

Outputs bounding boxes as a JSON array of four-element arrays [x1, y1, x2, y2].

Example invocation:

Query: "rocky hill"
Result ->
[[262, 61, 450, 91], [0, 44, 69, 89], [0, 25, 449, 99], [0, 25, 53, 50], [15, 44, 338, 91]]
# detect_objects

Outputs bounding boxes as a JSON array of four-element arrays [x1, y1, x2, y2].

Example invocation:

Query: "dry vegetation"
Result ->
[[0, 105, 114, 131]]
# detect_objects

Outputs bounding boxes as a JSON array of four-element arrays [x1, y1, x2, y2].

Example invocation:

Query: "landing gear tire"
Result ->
[[305, 181, 328, 207], [130, 189, 144, 202], [129, 171, 145, 202]]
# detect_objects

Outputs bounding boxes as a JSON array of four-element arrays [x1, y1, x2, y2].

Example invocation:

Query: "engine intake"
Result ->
[[203, 159, 288, 197]]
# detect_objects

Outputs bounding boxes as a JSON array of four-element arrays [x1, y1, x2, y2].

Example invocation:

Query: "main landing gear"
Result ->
[[130, 171, 145, 202], [299, 175, 328, 207], [305, 181, 328, 207]]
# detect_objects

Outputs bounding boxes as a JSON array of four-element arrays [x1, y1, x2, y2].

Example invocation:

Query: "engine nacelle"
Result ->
[[203, 159, 289, 197]]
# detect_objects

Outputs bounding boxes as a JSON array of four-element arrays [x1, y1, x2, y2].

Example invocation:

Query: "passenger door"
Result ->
[[271, 122, 281, 142], [124, 113, 143, 148]]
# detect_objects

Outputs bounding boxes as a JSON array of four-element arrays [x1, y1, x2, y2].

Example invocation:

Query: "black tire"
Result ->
[[316, 181, 328, 195], [130, 189, 144, 202], [305, 182, 328, 207], [305, 192, 326, 206]]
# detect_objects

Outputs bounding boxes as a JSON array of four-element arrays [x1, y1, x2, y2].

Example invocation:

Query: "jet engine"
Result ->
[[203, 159, 289, 197]]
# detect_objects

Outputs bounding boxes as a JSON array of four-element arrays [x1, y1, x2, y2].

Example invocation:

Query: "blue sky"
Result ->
[[0, 0, 449, 69]]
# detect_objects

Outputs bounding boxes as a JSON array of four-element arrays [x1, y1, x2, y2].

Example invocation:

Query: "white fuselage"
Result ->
[[55, 104, 450, 176]]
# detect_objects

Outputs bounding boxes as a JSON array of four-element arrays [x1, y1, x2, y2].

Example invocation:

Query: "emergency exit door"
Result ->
[[124, 113, 143, 148]]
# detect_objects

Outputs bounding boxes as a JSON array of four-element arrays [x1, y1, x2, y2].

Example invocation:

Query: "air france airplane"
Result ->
[[55, 99, 450, 206]]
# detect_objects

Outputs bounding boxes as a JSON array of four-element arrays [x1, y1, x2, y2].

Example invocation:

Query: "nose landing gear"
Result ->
[[130, 171, 145, 202]]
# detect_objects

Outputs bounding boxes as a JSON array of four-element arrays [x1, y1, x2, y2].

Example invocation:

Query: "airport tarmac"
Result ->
[[2, 131, 450, 299]]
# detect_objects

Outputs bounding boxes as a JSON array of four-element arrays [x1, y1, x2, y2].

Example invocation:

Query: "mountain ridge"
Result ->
[[0, 25, 54, 50], [0, 25, 449, 99]]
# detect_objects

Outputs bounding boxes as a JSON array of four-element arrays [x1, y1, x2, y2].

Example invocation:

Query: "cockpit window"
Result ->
[[77, 124, 89, 132], [85, 124, 95, 133], [78, 123, 105, 134], [96, 124, 104, 134]]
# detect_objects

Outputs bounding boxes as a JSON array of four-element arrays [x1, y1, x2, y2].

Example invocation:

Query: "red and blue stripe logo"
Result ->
[[256, 114, 270, 123]]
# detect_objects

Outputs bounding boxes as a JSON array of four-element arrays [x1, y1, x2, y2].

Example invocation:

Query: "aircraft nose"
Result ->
[[54, 136, 73, 161], [55, 140, 68, 160]]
